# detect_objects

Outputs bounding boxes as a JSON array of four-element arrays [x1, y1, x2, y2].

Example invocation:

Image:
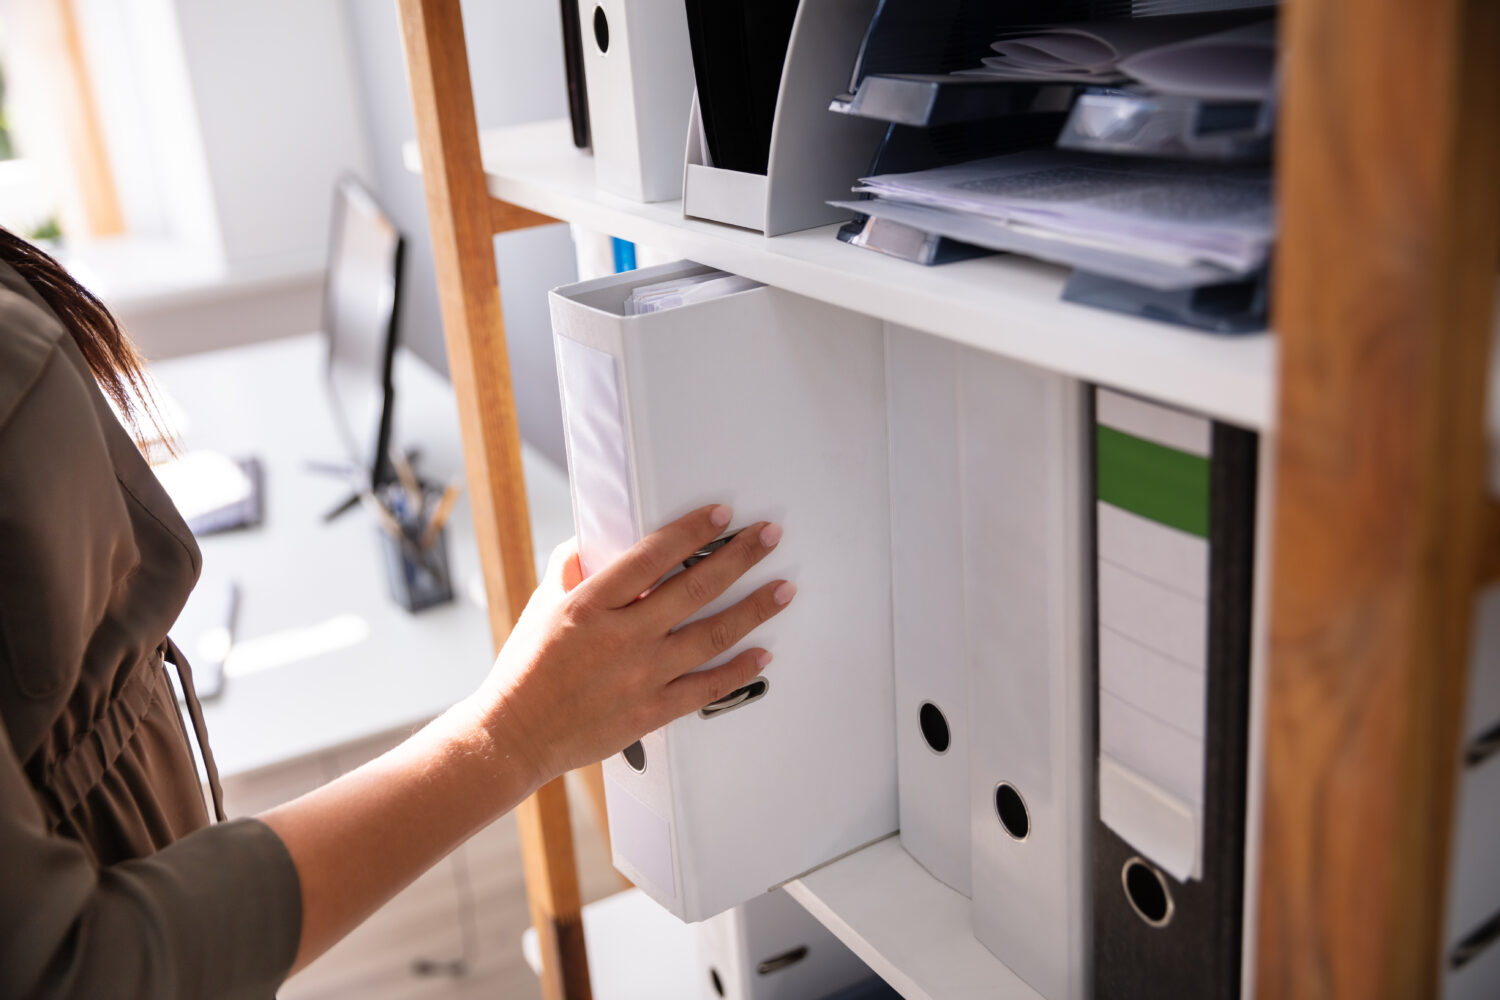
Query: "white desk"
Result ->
[[151, 333, 574, 779]]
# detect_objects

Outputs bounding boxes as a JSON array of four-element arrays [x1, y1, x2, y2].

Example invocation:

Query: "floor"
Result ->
[[219, 729, 624, 1000]]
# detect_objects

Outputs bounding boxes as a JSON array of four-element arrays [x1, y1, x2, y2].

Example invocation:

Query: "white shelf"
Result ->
[[785, 837, 1042, 1000], [405, 118, 1277, 431]]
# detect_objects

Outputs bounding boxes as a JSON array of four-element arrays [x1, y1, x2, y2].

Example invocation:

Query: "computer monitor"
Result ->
[[323, 175, 404, 492]]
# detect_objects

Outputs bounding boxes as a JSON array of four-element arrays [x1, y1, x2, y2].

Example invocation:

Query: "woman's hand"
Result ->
[[267, 503, 791, 972], [473, 504, 795, 789]]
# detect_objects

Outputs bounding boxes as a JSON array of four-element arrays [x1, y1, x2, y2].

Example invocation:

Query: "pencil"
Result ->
[[420, 481, 463, 550]]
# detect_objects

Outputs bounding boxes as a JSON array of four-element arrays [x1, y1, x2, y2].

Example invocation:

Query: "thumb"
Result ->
[[545, 537, 584, 594]]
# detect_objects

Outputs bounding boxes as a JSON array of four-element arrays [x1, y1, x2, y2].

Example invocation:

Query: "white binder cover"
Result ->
[[580, 0, 696, 202], [697, 889, 873, 1000], [551, 260, 896, 921], [964, 350, 1092, 1000], [885, 325, 970, 896]]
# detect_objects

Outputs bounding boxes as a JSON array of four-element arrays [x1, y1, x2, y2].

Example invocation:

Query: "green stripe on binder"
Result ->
[[1096, 425, 1210, 538]]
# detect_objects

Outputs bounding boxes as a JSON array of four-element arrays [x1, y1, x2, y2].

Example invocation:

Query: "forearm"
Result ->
[[259, 693, 541, 974]]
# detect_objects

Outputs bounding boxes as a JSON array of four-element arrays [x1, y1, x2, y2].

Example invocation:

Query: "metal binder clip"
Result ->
[[699, 678, 770, 720]]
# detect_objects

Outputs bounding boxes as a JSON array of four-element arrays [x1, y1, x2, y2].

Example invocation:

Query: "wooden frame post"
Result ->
[[1258, 1, 1500, 995], [53, 0, 123, 237], [396, 2, 590, 998]]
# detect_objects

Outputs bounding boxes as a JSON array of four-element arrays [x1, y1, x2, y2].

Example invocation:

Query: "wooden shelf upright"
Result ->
[[397, 4, 591, 999], [396, 1, 1500, 998]]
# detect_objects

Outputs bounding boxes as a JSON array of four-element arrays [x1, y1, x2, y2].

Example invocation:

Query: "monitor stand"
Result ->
[[306, 447, 424, 522]]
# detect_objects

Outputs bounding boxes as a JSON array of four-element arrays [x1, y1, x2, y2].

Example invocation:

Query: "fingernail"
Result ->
[[773, 581, 797, 606], [710, 504, 733, 528], [755, 649, 773, 668], [759, 522, 783, 548]]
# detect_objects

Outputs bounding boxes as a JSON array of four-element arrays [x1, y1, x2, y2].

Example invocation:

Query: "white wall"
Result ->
[[171, 0, 374, 277], [341, 0, 576, 467], [76, 0, 223, 261]]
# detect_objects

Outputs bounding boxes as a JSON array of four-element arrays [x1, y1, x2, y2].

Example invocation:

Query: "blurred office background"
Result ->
[[0, 0, 572, 467]]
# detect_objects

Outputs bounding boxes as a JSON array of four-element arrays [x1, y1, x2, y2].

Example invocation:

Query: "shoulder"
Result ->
[[0, 276, 69, 436]]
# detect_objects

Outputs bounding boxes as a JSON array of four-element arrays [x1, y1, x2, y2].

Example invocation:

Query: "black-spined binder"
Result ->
[[559, 0, 590, 149], [1091, 388, 1258, 999]]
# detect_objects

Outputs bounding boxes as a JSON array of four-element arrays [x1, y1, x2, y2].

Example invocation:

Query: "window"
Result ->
[[0, 20, 63, 241]]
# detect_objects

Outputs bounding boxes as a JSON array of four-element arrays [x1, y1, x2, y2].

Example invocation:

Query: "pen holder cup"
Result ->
[[379, 526, 454, 613]]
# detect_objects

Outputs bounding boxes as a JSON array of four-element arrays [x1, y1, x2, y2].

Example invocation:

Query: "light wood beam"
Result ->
[[395, 2, 590, 998], [491, 198, 559, 235], [1257, 1, 1500, 996], [52, 0, 125, 236]]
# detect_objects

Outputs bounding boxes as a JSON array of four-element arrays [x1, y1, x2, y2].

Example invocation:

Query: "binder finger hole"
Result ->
[[699, 678, 769, 720], [1122, 857, 1175, 927], [994, 782, 1029, 840], [756, 945, 808, 975], [919, 701, 951, 754], [710, 968, 724, 997], [621, 739, 646, 773], [591, 6, 609, 53]]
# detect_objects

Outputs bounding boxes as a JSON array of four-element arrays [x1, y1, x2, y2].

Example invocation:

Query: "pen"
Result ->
[[391, 448, 424, 518]]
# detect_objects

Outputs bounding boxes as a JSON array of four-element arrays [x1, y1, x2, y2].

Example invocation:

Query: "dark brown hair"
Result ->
[[0, 226, 163, 445]]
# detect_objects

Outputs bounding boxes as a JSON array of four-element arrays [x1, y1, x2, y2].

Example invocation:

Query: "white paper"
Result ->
[[854, 151, 1272, 273], [965, 15, 1269, 89], [831, 198, 1234, 290], [1119, 19, 1278, 101], [624, 270, 762, 315]]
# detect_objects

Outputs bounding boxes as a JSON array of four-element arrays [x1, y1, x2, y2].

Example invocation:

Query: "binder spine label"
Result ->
[[555, 335, 640, 577], [603, 774, 676, 900], [1095, 390, 1213, 877], [1091, 387, 1259, 1000]]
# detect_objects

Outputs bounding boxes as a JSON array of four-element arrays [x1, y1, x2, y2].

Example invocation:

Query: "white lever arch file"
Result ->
[[550, 260, 897, 921], [885, 325, 970, 897], [962, 349, 1093, 1000], [578, 0, 696, 202], [696, 888, 874, 1000]]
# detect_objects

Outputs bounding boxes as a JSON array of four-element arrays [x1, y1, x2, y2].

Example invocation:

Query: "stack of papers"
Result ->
[[960, 16, 1276, 101], [624, 270, 762, 315], [835, 150, 1272, 289]]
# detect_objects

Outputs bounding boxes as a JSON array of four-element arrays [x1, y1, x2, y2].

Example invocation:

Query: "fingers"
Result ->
[[661, 647, 773, 721], [584, 504, 734, 608], [647, 521, 782, 625], [666, 579, 795, 671]]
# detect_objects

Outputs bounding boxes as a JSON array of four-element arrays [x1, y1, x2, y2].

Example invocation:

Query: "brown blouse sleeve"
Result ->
[[0, 722, 302, 1000]]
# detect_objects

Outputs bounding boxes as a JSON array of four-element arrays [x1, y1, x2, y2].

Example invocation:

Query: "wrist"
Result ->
[[455, 686, 552, 799]]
